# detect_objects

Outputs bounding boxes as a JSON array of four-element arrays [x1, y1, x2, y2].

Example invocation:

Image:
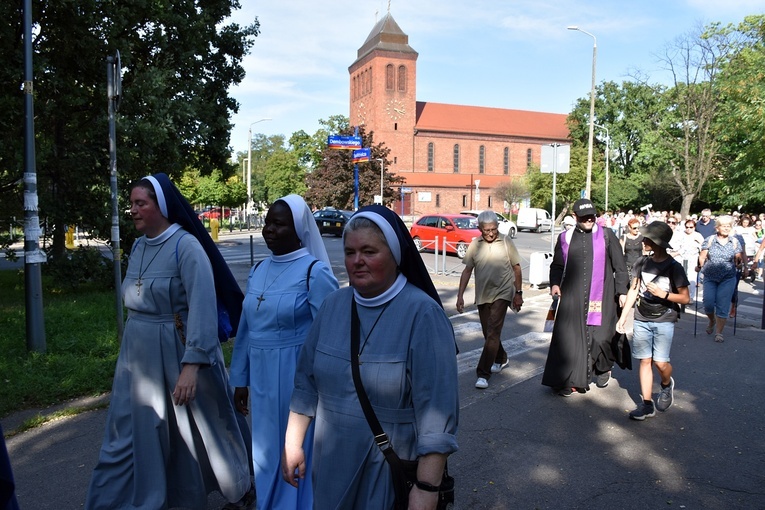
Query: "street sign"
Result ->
[[352, 148, 371, 163], [401, 187, 412, 193], [540, 144, 571, 173], [328, 135, 362, 150]]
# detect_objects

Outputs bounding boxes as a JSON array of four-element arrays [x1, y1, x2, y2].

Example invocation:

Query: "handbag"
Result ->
[[350, 299, 455, 510], [543, 296, 559, 332]]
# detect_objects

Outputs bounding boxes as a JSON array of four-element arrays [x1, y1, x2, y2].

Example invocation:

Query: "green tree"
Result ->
[[305, 125, 402, 209], [263, 151, 306, 202], [0, 1, 258, 259], [713, 15, 765, 211], [652, 24, 734, 218], [568, 80, 669, 212]]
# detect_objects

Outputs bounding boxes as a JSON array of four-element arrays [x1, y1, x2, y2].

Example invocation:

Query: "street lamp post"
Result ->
[[377, 158, 384, 205], [594, 123, 610, 212], [568, 26, 597, 200], [246, 118, 272, 228]]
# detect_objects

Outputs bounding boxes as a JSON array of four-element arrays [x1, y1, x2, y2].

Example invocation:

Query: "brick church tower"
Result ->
[[348, 13, 416, 172]]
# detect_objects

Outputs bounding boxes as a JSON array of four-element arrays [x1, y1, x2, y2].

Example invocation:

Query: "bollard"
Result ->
[[65, 224, 76, 249], [210, 217, 219, 242]]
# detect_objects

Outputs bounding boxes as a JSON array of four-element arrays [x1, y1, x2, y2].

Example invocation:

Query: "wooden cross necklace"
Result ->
[[256, 260, 298, 310], [136, 242, 165, 296]]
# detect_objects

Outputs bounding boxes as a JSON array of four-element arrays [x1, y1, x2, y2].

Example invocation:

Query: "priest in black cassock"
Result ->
[[542, 199, 629, 396]]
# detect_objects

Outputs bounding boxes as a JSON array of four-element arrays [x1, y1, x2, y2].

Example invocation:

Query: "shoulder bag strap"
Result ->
[[350, 299, 409, 472]]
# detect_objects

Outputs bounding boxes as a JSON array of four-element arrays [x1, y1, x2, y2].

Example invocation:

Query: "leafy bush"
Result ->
[[43, 246, 116, 291]]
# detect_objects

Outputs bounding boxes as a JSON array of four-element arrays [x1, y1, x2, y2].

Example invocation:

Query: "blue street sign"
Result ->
[[352, 148, 371, 163], [328, 135, 362, 150]]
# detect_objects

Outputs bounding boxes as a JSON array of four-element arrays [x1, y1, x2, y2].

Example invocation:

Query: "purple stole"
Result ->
[[560, 224, 606, 326]]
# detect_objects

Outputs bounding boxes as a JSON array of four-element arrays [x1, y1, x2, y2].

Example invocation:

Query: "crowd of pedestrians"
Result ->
[[541, 203, 761, 420], [4, 178, 763, 509]]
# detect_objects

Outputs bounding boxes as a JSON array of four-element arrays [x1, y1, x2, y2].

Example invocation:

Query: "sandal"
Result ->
[[714, 333, 724, 343], [705, 321, 715, 335]]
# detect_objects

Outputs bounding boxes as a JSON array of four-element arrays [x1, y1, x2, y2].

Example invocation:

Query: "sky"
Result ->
[[225, 0, 765, 157]]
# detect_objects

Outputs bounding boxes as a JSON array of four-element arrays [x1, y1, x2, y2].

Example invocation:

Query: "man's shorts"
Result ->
[[631, 320, 675, 363]]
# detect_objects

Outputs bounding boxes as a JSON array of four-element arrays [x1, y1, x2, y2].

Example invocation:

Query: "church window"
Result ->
[[503, 147, 509, 174], [386, 64, 394, 90], [479, 145, 485, 174], [462, 195, 468, 208], [453, 144, 460, 173], [436, 194, 441, 207], [427, 142, 434, 172], [526, 148, 533, 168], [398, 65, 407, 91], [488, 196, 493, 208]]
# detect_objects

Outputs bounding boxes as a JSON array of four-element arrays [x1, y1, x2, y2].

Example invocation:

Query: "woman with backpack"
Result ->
[[697, 215, 744, 343]]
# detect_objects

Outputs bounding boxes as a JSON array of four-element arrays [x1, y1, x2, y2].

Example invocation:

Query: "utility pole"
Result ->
[[23, 0, 46, 353], [107, 51, 123, 341]]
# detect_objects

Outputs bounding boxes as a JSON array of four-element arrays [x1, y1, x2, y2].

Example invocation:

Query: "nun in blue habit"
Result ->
[[86, 174, 254, 510], [283, 205, 458, 509]]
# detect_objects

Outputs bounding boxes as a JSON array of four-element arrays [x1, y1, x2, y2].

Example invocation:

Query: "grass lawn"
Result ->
[[0, 270, 238, 419]]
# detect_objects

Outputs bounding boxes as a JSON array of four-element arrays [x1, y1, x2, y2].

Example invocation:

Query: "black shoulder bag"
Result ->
[[635, 257, 678, 319], [350, 299, 455, 510]]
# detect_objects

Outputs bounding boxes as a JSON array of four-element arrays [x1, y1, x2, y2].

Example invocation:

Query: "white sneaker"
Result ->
[[491, 360, 510, 373], [475, 377, 489, 389]]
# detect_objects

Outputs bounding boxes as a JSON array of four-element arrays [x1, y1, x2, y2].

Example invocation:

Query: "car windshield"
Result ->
[[453, 217, 478, 229]]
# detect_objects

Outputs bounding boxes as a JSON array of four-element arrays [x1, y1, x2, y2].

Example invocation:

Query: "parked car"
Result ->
[[198, 207, 231, 220], [410, 214, 481, 258], [314, 208, 353, 236], [516, 208, 552, 233], [459, 210, 517, 238]]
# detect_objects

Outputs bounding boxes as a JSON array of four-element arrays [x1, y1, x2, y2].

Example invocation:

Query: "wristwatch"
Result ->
[[516, 290, 523, 295]]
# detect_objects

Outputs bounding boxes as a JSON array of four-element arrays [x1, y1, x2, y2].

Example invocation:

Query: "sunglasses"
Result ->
[[668, 221, 677, 225]]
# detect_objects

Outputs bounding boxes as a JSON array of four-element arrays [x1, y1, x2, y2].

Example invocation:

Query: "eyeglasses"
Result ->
[[685, 225, 694, 229], [630, 226, 639, 230], [577, 215, 596, 222], [667, 221, 677, 225]]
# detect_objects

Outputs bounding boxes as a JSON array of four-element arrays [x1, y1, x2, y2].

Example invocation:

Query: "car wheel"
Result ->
[[456, 241, 468, 259], [510, 227, 516, 239], [533, 227, 539, 233], [413, 237, 423, 252]]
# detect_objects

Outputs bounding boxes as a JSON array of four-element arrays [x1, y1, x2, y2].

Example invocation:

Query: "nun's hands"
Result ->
[[173, 364, 199, 406]]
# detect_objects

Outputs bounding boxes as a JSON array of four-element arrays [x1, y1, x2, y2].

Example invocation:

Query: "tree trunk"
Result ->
[[680, 193, 695, 221]]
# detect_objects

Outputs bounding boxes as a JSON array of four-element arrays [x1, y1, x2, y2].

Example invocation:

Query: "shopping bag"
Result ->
[[543, 297, 559, 332]]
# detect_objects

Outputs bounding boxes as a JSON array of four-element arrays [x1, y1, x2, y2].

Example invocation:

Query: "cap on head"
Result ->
[[572, 199, 597, 218], [640, 221, 673, 250]]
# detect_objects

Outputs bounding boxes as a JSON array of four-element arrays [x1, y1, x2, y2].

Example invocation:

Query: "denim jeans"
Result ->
[[702, 276, 736, 318]]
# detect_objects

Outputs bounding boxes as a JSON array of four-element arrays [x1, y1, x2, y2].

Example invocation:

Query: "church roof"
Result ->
[[355, 12, 418, 61], [415, 102, 569, 141]]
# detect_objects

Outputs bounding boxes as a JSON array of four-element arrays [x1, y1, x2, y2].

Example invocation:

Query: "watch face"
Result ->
[[386, 98, 406, 120]]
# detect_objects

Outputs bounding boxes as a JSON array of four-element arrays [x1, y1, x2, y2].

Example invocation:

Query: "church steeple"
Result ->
[[353, 13, 418, 66], [349, 12, 417, 172]]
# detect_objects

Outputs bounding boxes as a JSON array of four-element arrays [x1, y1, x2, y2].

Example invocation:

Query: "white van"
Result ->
[[516, 208, 552, 233]]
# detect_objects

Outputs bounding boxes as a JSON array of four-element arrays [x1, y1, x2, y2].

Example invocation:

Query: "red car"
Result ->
[[409, 214, 481, 258], [198, 207, 231, 220]]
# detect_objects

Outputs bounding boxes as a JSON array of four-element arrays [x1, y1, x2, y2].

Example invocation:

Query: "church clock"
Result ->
[[385, 98, 406, 120]]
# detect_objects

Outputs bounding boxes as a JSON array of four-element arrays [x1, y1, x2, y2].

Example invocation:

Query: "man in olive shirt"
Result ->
[[457, 210, 523, 389]]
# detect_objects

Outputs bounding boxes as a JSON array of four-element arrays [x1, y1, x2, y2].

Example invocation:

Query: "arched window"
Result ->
[[453, 144, 460, 173], [427, 142, 434, 172], [386, 64, 394, 90], [488, 196, 493, 208], [503, 147, 509, 174], [526, 148, 533, 168], [479, 145, 485, 174], [398, 65, 407, 91]]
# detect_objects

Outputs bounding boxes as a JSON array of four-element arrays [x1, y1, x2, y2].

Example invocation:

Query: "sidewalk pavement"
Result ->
[[3, 255, 764, 509]]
